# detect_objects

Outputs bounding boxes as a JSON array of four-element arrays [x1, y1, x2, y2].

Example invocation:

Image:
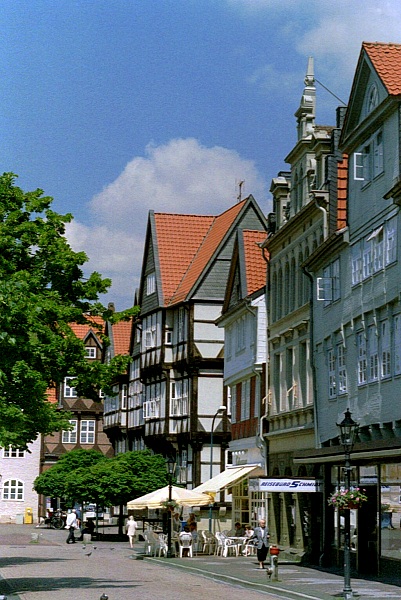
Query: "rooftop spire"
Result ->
[[295, 56, 316, 141]]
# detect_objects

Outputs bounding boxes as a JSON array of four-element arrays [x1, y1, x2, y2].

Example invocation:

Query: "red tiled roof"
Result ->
[[337, 155, 348, 230], [242, 230, 267, 296], [363, 42, 401, 95], [69, 317, 103, 342], [46, 388, 58, 404], [112, 319, 132, 355], [168, 200, 247, 305], [155, 213, 214, 305]]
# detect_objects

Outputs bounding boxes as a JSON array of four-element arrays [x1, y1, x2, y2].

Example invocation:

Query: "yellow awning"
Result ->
[[193, 465, 262, 494]]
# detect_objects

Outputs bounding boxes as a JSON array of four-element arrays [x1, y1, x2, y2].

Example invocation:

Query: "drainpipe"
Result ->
[[301, 264, 319, 449], [313, 191, 329, 240]]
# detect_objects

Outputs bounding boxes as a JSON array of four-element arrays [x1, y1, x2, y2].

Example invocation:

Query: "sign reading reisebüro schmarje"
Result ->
[[250, 478, 321, 493]]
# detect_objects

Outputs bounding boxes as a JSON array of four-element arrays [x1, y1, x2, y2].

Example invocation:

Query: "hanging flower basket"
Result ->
[[160, 499, 179, 511], [327, 488, 368, 510]]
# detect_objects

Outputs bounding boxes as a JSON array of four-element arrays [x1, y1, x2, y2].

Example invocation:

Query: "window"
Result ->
[[121, 384, 128, 410], [354, 131, 384, 182], [366, 84, 379, 114], [368, 226, 384, 272], [381, 319, 391, 379], [230, 386, 236, 424], [146, 273, 156, 295], [240, 379, 250, 421], [85, 347, 96, 359], [64, 377, 77, 398], [328, 348, 336, 399], [3, 479, 24, 500], [3, 446, 24, 458], [357, 332, 367, 385], [368, 325, 379, 382], [80, 420, 95, 444], [385, 216, 397, 265], [394, 314, 401, 375], [236, 315, 246, 351], [317, 259, 340, 304], [165, 329, 172, 345], [145, 326, 156, 348], [62, 420, 77, 443], [178, 307, 185, 342], [351, 243, 362, 285], [362, 238, 372, 279], [337, 344, 347, 394]]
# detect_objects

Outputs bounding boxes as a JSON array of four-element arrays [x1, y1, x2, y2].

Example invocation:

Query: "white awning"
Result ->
[[193, 465, 262, 494]]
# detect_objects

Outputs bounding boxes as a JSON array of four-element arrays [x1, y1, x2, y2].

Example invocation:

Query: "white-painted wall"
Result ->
[[0, 438, 41, 523]]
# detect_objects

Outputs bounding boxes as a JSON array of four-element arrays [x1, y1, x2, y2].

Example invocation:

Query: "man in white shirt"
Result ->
[[66, 509, 78, 544]]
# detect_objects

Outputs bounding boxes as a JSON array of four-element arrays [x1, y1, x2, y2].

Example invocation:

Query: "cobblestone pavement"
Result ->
[[0, 525, 400, 600]]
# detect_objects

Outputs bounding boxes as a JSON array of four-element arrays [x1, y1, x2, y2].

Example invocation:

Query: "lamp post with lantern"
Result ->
[[337, 408, 359, 600], [166, 456, 176, 558]]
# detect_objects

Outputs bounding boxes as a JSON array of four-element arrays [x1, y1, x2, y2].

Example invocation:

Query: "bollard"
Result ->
[[267, 545, 280, 581]]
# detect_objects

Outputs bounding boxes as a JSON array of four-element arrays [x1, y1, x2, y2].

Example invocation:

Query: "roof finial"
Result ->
[[305, 56, 314, 87]]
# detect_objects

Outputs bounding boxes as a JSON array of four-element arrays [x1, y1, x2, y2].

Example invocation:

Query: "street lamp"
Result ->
[[166, 456, 176, 558], [208, 405, 227, 532], [337, 408, 359, 600]]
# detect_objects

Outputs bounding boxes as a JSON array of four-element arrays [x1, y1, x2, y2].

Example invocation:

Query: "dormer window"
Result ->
[[366, 83, 378, 115], [85, 346, 96, 359], [146, 273, 156, 295]]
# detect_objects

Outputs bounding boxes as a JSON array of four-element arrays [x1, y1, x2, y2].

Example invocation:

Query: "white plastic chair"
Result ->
[[215, 532, 239, 557], [178, 533, 193, 557], [202, 531, 216, 554]]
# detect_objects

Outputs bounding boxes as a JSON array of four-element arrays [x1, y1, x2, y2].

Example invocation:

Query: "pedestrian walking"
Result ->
[[65, 508, 78, 544], [250, 518, 270, 569], [125, 515, 138, 548]]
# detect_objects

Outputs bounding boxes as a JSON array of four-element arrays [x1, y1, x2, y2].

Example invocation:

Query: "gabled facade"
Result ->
[[301, 42, 401, 576], [130, 197, 267, 489], [40, 318, 113, 515], [103, 316, 133, 455], [263, 58, 341, 560], [216, 228, 267, 525]]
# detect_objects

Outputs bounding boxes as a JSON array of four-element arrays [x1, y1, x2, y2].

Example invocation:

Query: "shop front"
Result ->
[[296, 444, 401, 576], [249, 477, 322, 562]]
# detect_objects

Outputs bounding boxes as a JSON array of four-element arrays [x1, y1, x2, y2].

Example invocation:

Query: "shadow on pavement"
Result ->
[[0, 576, 143, 595]]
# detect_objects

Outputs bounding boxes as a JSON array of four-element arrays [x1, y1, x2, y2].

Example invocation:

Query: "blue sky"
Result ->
[[2, 0, 401, 308]]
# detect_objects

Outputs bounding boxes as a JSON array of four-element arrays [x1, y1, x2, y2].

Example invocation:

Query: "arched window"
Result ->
[[284, 262, 290, 315], [272, 271, 277, 321], [303, 246, 310, 304], [293, 173, 299, 213], [297, 251, 304, 308], [299, 167, 304, 208], [3, 479, 24, 501], [290, 257, 296, 312], [277, 267, 283, 320]]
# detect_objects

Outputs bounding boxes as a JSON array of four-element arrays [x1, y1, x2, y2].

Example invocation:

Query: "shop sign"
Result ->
[[251, 478, 321, 493]]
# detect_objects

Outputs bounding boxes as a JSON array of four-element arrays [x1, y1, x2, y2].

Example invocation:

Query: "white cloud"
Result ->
[[236, 0, 401, 107], [67, 138, 267, 310]]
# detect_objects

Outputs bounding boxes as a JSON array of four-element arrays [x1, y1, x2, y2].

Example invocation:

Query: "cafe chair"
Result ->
[[178, 533, 193, 558], [202, 530, 216, 554]]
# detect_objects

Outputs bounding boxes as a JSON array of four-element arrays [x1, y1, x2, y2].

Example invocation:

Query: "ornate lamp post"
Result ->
[[166, 456, 176, 558], [208, 405, 226, 532], [337, 408, 359, 600]]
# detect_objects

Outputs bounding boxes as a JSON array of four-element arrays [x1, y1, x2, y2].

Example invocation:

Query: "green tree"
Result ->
[[33, 449, 107, 502], [0, 173, 136, 448], [34, 449, 169, 534]]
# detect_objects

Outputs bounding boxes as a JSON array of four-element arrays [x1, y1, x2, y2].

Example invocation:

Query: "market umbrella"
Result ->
[[126, 485, 213, 510]]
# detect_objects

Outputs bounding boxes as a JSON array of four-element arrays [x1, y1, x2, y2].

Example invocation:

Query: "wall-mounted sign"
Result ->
[[250, 478, 321, 493]]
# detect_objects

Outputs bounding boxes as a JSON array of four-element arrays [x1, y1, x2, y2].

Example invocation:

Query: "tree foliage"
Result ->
[[34, 449, 169, 507], [0, 173, 137, 448]]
